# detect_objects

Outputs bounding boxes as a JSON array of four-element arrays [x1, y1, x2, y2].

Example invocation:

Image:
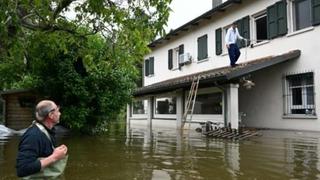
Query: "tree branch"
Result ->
[[53, 0, 75, 20]]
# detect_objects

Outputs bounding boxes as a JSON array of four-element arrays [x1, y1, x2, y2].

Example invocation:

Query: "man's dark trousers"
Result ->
[[228, 44, 241, 67]]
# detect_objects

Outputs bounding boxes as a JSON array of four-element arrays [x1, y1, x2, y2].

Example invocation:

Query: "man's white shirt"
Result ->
[[225, 27, 243, 45]]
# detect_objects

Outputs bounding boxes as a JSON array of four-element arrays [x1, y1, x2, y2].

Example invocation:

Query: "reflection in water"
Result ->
[[285, 136, 320, 179], [1, 124, 320, 179]]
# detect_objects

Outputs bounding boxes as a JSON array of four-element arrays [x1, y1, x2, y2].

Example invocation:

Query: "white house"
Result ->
[[127, 0, 320, 132]]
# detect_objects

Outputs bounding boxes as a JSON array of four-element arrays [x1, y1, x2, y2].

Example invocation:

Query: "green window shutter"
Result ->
[[168, 49, 173, 70], [144, 59, 149, 76], [149, 57, 154, 75], [235, 20, 243, 48], [203, 35, 208, 58], [215, 28, 222, 55], [312, 0, 320, 25], [198, 35, 207, 60], [277, 1, 288, 36], [179, 44, 184, 55], [267, 4, 278, 39], [197, 38, 201, 60], [242, 16, 251, 47]]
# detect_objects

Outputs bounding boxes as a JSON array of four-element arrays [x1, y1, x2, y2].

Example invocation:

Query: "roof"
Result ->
[[0, 89, 34, 97], [134, 49, 301, 96], [149, 0, 242, 48]]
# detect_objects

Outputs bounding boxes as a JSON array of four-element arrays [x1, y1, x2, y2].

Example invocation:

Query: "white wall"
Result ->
[[144, 0, 319, 86], [142, 0, 320, 131]]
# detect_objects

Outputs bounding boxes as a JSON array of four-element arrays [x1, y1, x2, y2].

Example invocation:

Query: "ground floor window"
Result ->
[[155, 96, 176, 115], [284, 72, 316, 115], [193, 92, 223, 114], [132, 99, 147, 115]]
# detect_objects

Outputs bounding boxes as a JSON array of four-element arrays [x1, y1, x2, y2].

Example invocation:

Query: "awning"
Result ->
[[134, 49, 301, 96]]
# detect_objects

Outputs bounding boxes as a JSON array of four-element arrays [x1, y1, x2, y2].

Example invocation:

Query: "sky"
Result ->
[[165, 0, 212, 32]]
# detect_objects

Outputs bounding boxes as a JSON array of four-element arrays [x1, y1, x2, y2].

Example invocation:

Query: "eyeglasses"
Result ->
[[49, 106, 60, 113]]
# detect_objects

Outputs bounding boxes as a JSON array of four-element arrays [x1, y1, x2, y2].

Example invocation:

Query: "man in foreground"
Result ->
[[16, 100, 68, 178]]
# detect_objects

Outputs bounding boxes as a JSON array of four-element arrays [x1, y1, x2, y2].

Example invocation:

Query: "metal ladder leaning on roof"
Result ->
[[181, 75, 200, 129]]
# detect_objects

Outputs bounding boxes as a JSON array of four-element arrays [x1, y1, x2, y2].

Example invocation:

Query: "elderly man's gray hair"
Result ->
[[35, 100, 55, 122]]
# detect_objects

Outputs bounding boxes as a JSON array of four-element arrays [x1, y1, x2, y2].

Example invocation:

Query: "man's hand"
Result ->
[[51, 145, 68, 161], [226, 44, 229, 49], [40, 144, 68, 169]]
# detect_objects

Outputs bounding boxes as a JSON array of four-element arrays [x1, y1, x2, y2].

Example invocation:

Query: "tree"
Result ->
[[0, 0, 172, 133]]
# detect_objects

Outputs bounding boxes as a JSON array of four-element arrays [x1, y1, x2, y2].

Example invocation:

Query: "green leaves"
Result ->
[[0, 0, 172, 134]]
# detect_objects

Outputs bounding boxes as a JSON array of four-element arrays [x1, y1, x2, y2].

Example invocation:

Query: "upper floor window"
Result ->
[[197, 34, 208, 61], [144, 57, 154, 76], [168, 44, 184, 70], [284, 72, 316, 116], [290, 0, 320, 32], [293, 0, 312, 31], [253, 11, 268, 43], [217, 16, 250, 55]]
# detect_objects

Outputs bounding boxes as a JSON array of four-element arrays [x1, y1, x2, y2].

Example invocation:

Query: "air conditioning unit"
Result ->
[[179, 53, 192, 65]]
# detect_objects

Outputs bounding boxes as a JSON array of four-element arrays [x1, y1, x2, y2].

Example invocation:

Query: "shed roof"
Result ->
[[0, 89, 34, 97], [134, 49, 301, 96]]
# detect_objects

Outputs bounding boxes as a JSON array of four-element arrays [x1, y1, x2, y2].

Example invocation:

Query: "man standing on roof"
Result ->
[[225, 22, 246, 67]]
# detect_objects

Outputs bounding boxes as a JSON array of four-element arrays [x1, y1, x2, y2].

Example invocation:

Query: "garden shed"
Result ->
[[1, 89, 39, 130]]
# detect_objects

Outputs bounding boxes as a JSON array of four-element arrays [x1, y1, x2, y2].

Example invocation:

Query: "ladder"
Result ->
[[181, 75, 200, 129]]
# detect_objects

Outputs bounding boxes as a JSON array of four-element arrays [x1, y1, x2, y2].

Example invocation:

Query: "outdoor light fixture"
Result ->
[[240, 76, 255, 90]]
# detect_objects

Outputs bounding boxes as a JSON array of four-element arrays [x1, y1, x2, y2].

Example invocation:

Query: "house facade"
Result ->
[[127, 0, 320, 131]]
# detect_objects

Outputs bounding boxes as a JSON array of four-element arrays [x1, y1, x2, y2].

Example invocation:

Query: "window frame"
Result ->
[[153, 95, 177, 119], [131, 99, 148, 119], [252, 10, 268, 44], [172, 47, 180, 70], [283, 72, 316, 117], [184, 87, 224, 122], [144, 56, 154, 77], [292, 0, 313, 31], [197, 34, 208, 61]]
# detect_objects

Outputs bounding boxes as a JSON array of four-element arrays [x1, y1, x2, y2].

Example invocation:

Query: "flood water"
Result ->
[[1, 123, 320, 179]]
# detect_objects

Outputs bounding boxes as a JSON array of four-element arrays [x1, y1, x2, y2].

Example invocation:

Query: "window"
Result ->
[[144, 57, 154, 76], [193, 92, 223, 114], [254, 12, 268, 43], [173, 48, 179, 69], [168, 44, 184, 70], [155, 97, 176, 114], [197, 34, 208, 61], [132, 100, 147, 115], [293, 0, 312, 31], [235, 16, 250, 48], [284, 72, 316, 116], [290, 0, 320, 32]]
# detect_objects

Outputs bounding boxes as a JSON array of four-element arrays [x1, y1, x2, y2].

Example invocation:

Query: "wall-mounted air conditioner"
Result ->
[[178, 53, 192, 65]]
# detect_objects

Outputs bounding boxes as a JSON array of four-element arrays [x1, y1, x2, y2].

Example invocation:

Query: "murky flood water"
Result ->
[[1, 123, 320, 179]]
